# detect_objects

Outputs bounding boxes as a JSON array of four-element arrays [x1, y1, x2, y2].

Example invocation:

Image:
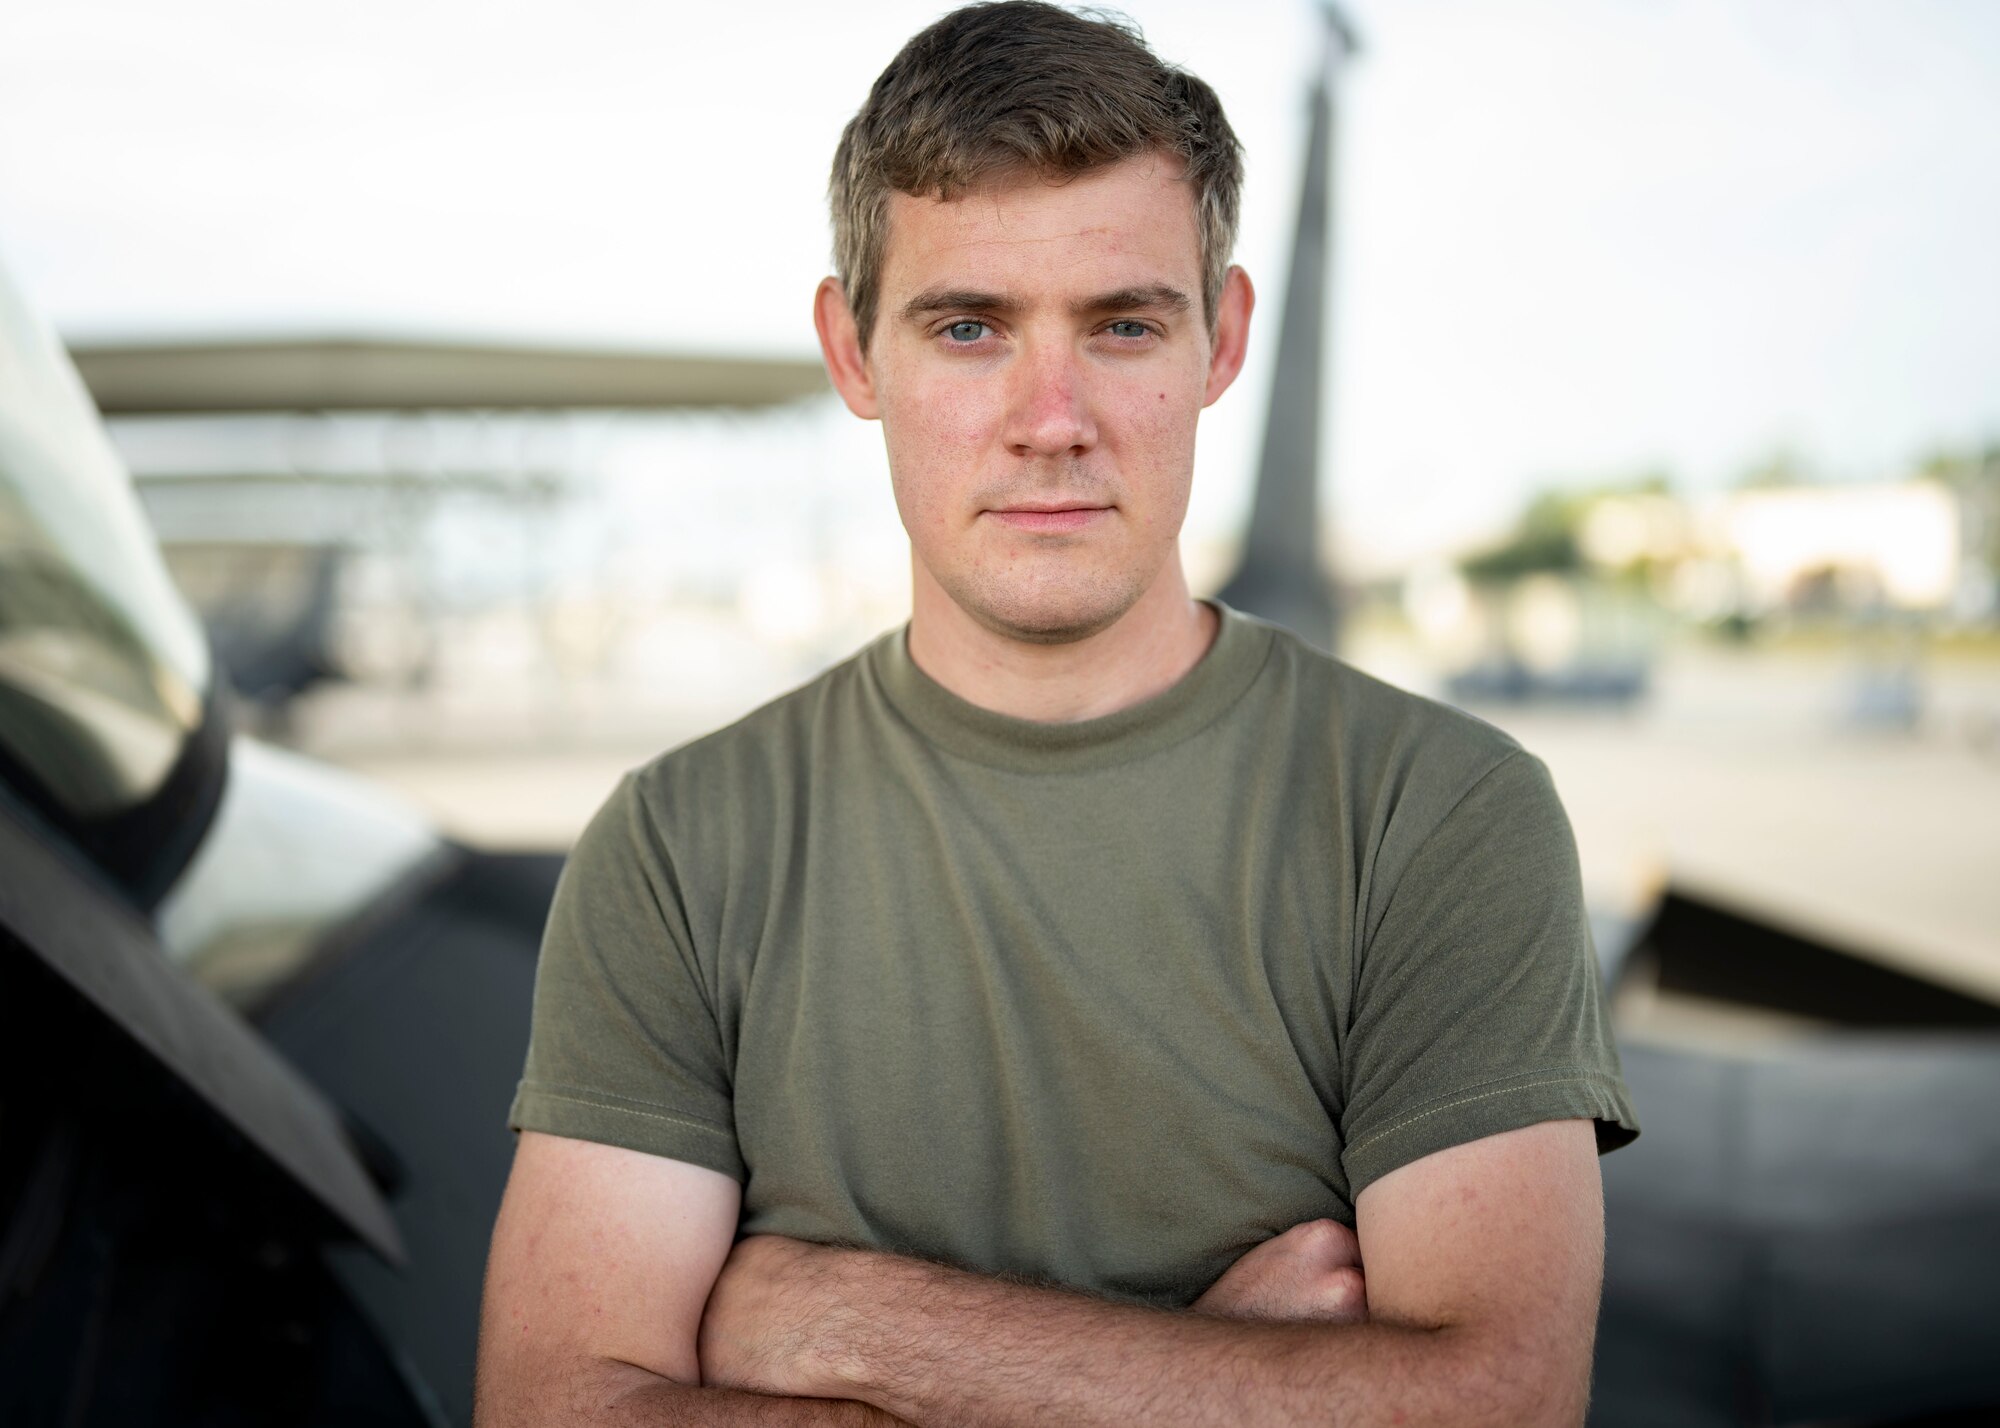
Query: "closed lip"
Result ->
[[988, 501, 1110, 513], [985, 504, 1110, 534]]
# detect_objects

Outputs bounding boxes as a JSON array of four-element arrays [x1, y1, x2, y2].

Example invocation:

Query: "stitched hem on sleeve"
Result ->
[[508, 1081, 746, 1183], [1341, 1067, 1640, 1200]]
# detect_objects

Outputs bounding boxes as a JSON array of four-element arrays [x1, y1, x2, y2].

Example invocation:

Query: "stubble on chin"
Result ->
[[936, 555, 1153, 647]]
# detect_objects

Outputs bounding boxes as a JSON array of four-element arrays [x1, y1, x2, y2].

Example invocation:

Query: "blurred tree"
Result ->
[[1459, 490, 1582, 582], [1458, 470, 1673, 584], [1915, 442, 2000, 491]]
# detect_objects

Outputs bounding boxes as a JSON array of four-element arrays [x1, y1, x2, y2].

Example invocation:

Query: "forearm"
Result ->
[[604, 1375, 910, 1427], [820, 1255, 1532, 1428], [480, 1359, 913, 1427]]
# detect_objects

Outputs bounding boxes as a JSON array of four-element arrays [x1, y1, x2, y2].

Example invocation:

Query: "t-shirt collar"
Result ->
[[868, 599, 1276, 774]]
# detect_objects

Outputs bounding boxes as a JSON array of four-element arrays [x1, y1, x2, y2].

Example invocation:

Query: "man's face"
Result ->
[[828, 153, 1246, 644]]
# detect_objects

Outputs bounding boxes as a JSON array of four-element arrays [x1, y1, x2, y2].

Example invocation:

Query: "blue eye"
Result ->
[[1108, 320, 1150, 339], [946, 320, 989, 343]]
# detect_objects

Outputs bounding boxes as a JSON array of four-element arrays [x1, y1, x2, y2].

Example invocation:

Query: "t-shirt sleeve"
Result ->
[[1339, 748, 1639, 1198], [506, 770, 745, 1182]]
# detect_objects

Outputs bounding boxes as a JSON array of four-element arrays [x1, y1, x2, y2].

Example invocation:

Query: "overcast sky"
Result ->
[[3, 0, 1997, 571]]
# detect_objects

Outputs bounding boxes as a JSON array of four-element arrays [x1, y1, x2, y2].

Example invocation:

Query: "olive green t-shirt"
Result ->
[[508, 602, 1639, 1308]]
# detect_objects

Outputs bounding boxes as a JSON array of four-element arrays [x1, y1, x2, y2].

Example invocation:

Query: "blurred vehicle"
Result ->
[[0, 256, 557, 1424]]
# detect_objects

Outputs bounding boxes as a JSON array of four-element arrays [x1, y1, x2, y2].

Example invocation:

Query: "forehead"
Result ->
[[878, 153, 1202, 304]]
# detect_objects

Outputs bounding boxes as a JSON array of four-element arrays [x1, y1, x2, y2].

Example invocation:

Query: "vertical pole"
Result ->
[[1217, 4, 1358, 653]]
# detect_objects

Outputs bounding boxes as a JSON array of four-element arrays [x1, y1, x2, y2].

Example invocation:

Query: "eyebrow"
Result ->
[[897, 283, 1192, 324], [1074, 284, 1191, 318]]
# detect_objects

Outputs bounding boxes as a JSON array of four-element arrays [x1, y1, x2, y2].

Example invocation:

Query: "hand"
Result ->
[[1191, 1218, 1369, 1325], [697, 1233, 859, 1398]]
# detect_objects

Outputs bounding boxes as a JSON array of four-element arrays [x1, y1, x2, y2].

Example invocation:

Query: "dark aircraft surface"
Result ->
[[0, 257, 551, 1423], [1587, 891, 2000, 1425]]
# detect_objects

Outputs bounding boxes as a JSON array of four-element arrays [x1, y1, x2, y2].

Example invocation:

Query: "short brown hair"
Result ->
[[829, 1, 1244, 350]]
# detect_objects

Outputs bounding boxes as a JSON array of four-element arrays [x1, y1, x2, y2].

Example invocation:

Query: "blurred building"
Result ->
[[1402, 473, 1996, 713]]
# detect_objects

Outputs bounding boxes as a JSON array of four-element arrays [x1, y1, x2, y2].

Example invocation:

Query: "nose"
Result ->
[[1002, 338, 1097, 460]]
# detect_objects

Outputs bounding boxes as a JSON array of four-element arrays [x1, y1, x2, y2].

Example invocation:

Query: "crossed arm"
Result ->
[[474, 1118, 1605, 1427]]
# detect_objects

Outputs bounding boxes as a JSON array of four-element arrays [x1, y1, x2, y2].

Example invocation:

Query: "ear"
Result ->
[[1201, 265, 1255, 408], [814, 277, 880, 420]]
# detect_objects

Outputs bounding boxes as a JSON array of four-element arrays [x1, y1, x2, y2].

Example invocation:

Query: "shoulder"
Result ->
[[1263, 636, 1582, 951], [1238, 611, 1533, 818], [617, 627, 892, 838]]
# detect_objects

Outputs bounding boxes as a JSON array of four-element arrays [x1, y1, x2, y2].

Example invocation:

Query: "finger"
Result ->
[[1256, 1217, 1357, 1259], [1195, 1218, 1361, 1313], [1324, 1265, 1367, 1313], [1282, 1218, 1362, 1272], [1284, 1266, 1368, 1324]]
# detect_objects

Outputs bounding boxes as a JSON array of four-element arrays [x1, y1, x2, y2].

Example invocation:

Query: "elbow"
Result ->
[[1458, 1334, 1593, 1428], [1391, 1321, 1591, 1428], [582, 1353, 713, 1422], [474, 1350, 692, 1427]]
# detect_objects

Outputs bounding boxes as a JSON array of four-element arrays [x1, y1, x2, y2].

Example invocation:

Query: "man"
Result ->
[[475, 3, 1639, 1424]]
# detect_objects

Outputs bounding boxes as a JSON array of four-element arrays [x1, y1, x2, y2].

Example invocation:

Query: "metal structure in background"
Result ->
[[1216, 1, 1356, 653], [67, 336, 831, 718], [68, 337, 830, 415]]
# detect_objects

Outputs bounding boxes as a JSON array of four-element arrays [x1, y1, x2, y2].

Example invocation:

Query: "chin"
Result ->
[[947, 570, 1149, 646]]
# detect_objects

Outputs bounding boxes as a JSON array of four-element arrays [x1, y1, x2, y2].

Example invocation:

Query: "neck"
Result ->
[[905, 559, 1220, 723]]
